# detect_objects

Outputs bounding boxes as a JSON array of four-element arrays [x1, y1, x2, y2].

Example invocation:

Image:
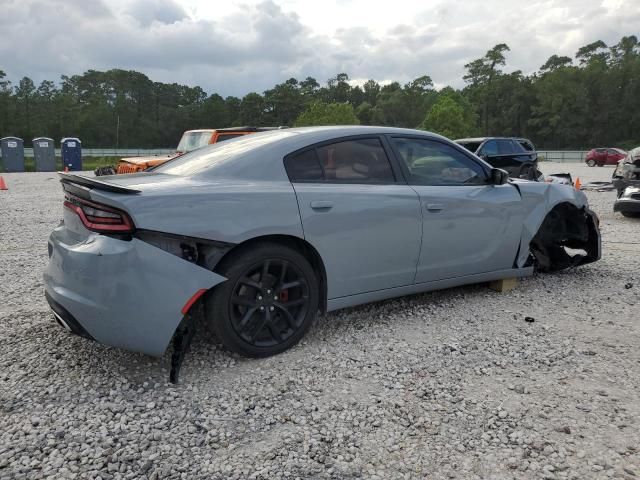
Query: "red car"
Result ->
[[585, 148, 627, 167]]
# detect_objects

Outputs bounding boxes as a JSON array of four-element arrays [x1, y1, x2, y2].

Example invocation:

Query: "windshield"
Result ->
[[176, 131, 214, 152], [456, 141, 482, 153], [154, 130, 294, 176]]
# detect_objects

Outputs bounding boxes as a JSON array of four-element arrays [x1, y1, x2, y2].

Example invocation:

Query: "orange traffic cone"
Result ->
[[574, 177, 581, 191], [0, 176, 7, 191]]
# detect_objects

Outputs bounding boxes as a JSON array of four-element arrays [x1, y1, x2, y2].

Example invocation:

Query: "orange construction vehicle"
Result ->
[[95, 127, 286, 176]]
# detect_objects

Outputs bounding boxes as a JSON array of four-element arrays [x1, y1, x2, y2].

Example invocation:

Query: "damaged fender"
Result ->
[[44, 228, 226, 356], [512, 182, 601, 269]]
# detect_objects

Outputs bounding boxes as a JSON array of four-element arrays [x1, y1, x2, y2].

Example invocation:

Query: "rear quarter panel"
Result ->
[[90, 179, 305, 244]]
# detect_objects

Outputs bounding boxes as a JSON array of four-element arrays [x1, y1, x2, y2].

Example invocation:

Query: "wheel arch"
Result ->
[[527, 201, 600, 271], [213, 234, 329, 313]]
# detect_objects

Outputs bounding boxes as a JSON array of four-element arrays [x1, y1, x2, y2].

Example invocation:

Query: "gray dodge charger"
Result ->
[[44, 126, 601, 370]]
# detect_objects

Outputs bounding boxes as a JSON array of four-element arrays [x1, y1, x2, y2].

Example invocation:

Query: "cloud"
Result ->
[[125, 0, 188, 26], [0, 0, 637, 97]]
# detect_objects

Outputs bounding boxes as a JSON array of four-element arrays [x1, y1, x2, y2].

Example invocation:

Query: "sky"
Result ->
[[0, 0, 638, 97]]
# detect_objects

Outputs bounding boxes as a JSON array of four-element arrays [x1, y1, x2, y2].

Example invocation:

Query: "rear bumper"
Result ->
[[45, 290, 95, 340], [43, 226, 226, 356]]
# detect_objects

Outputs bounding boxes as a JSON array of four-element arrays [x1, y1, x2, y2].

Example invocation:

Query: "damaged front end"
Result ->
[[529, 203, 601, 272], [612, 149, 640, 195]]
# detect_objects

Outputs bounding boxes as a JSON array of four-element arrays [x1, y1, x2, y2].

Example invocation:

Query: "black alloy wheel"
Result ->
[[206, 243, 319, 357], [229, 259, 309, 347]]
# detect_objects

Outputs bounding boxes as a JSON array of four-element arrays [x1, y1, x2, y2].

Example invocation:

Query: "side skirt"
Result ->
[[327, 267, 534, 312]]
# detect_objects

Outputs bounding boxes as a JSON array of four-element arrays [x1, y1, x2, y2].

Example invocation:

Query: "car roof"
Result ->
[[155, 126, 453, 181], [217, 126, 288, 133], [455, 137, 525, 142], [184, 127, 288, 134]]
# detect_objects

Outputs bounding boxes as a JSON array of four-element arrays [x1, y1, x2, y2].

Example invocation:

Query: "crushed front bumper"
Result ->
[[44, 226, 225, 356]]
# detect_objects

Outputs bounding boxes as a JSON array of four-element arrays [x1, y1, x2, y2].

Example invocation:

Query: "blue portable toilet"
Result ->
[[61, 137, 82, 171], [1, 137, 25, 172]]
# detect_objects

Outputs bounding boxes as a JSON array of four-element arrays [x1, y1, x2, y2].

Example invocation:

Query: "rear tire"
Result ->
[[586, 159, 596, 167], [597, 162, 604, 167], [621, 212, 640, 218], [205, 242, 319, 357]]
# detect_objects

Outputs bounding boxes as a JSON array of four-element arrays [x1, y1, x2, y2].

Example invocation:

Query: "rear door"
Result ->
[[388, 136, 524, 283], [285, 136, 423, 299]]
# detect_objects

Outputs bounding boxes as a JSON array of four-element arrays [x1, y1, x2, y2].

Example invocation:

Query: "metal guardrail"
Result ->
[[4, 148, 176, 158], [538, 151, 587, 163]]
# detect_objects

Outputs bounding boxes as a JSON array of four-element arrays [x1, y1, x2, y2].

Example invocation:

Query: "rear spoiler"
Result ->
[[58, 172, 141, 194]]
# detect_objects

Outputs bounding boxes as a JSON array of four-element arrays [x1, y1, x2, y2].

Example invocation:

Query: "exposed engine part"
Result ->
[[94, 166, 117, 177], [180, 243, 198, 263], [529, 203, 599, 272]]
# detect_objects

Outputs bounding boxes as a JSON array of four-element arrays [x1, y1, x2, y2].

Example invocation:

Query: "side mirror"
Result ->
[[490, 168, 509, 185]]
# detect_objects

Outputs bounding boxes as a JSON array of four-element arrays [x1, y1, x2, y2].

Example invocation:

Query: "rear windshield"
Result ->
[[155, 130, 293, 176], [176, 131, 214, 152], [216, 133, 245, 142], [517, 139, 535, 151], [456, 141, 482, 153]]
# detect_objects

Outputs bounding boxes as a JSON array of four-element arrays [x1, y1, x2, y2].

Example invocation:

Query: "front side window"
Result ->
[[285, 138, 395, 184], [392, 137, 487, 186], [480, 140, 498, 156]]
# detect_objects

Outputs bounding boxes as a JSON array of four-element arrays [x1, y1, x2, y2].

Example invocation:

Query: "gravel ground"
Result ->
[[0, 164, 638, 480]]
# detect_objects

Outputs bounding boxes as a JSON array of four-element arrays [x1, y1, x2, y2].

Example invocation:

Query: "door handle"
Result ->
[[426, 203, 444, 212], [310, 200, 334, 210]]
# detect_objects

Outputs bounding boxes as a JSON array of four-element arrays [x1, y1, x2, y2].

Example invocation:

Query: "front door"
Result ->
[[388, 136, 524, 283], [284, 137, 423, 299]]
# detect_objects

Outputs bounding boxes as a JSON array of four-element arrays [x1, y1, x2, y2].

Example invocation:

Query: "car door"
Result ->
[[284, 136, 423, 299], [607, 149, 620, 165], [388, 136, 524, 283]]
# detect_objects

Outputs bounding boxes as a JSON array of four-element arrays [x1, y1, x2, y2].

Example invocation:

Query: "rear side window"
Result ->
[[284, 149, 323, 182], [285, 138, 395, 184], [517, 139, 534, 151], [497, 139, 515, 154]]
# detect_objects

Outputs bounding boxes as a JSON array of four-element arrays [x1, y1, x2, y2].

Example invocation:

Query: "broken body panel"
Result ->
[[612, 147, 640, 195], [44, 210, 225, 356]]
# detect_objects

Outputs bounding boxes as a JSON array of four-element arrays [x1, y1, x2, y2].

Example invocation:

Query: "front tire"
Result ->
[[586, 159, 596, 167], [206, 242, 319, 357]]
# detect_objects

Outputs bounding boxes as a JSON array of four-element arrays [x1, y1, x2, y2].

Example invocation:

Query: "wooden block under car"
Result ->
[[488, 277, 519, 293]]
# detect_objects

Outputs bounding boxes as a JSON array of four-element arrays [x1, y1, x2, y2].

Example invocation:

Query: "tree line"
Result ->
[[0, 35, 638, 150]]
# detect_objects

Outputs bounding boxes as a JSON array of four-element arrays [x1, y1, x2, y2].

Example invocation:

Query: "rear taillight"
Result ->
[[64, 194, 134, 233]]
